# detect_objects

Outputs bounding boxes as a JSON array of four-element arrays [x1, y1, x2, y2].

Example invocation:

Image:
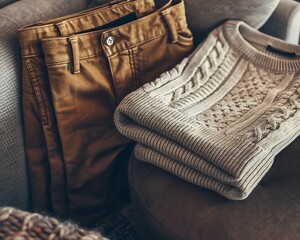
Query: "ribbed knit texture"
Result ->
[[114, 20, 300, 200]]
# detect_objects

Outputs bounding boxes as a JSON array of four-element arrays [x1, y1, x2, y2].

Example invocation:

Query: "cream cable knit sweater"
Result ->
[[115, 20, 300, 200]]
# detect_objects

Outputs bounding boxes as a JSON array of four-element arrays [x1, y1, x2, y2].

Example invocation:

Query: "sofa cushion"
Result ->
[[128, 137, 300, 240], [0, 0, 88, 210], [183, 0, 280, 42]]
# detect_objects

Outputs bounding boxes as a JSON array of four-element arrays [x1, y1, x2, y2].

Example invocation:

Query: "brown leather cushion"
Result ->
[[129, 137, 300, 240]]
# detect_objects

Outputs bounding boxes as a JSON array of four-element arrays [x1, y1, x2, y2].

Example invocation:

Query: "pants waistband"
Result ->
[[18, 0, 156, 56], [42, 0, 187, 68]]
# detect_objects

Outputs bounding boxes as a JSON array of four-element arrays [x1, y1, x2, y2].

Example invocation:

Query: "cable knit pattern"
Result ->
[[114, 20, 300, 200], [196, 63, 286, 130], [172, 36, 229, 102], [242, 74, 300, 143], [172, 50, 238, 109]]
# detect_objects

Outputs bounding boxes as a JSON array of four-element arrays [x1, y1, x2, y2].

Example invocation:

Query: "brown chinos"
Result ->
[[18, 0, 193, 224]]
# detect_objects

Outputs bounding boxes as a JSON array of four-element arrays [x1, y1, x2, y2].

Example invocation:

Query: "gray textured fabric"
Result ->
[[0, 0, 88, 210], [261, 0, 300, 44], [0, 0, 17, 8]]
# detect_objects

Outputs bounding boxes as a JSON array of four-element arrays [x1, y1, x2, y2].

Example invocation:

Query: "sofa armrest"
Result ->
[[0, 0, 18, 8], [261, 0, 300, 44]]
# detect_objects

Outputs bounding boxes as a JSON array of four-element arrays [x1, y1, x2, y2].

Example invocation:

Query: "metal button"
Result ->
[[106, 36, 115, 46]]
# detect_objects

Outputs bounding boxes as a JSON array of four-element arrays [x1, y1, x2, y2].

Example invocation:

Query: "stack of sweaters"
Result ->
[[115, 20, 300, 200]]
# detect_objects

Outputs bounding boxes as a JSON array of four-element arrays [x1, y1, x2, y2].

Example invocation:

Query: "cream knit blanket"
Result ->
[[115, 20, 300, 200]]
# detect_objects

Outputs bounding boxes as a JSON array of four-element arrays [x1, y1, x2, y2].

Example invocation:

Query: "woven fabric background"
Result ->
[[0, 0, 88, 210]]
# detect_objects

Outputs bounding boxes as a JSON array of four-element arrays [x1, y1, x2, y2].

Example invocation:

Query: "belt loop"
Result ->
[[55, 22, 69, 36], [161, 9, 178, 43], [109, 0, 129, 5], [69, 36, 80, 74]]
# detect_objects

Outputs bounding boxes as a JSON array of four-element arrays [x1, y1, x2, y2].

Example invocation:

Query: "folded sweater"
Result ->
[[114, 20, 300, 200]]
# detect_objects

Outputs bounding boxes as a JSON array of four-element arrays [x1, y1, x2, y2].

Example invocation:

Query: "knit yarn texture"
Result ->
[[0, 207, 109, 240], [115, 20, 300, 200]]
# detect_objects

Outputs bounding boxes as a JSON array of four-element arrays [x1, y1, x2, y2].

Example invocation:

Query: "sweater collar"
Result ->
[[223, 20, 300, 72]]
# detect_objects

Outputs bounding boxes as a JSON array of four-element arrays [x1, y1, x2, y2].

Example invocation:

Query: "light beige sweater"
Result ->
[[115, 20, 300, 200]]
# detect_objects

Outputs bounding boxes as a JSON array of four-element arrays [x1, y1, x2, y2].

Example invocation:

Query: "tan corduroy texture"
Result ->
[[0, 207, 108, 240], [115, 20, 300, 200]]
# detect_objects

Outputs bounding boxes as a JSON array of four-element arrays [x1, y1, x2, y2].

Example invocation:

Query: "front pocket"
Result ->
[[24, 58, 49, 125]]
